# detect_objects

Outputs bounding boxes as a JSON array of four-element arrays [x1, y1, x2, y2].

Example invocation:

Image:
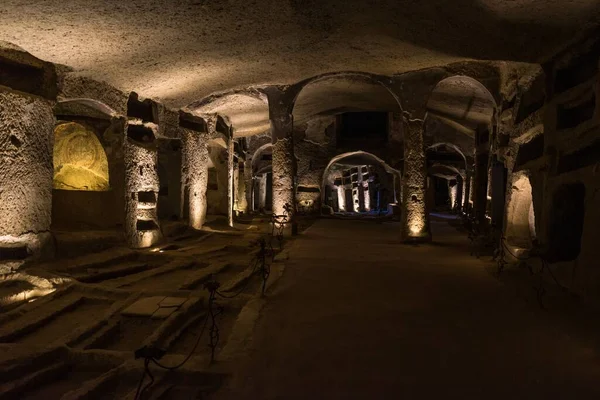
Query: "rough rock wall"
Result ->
[[124, 122, 162, 248], [400, 116, 430, 241], [227, 137, 234, 226], [0, 90, 55, 270], [57, 73, 128, 116], [235, 162, 247, 214], [535, 35, 600, 299], [271, 110, 296, 220], [181, 129, 209, 229], [157, 139, 182, 220], [207, 145, 229, 215]]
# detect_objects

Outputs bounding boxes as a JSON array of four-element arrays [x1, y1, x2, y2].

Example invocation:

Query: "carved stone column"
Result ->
[[124, 121, 162, 248], [0, 89, 55, 269], [265, 87, 297, 233], [181, 127, 209, 230], [400, 114, 431, 242], [227, 129, 235, 227]]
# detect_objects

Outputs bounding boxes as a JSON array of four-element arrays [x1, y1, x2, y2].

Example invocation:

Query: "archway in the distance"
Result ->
[[322, 151, 400, 216]]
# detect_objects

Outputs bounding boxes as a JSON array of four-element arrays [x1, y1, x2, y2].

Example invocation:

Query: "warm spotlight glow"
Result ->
[[449, 185, 458, 209], [337, 187, 346, 212], [53, 122, 109, 191]]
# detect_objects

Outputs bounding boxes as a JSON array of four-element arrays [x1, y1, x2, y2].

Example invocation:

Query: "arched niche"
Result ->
[[321, 151, 400, 215], [505, 173, 536, 249], [53, 122, 110, 191], [51, 96, 127, 236], [51, 118, 124, 233], [426, 75, 497, 223], [292, 74, 402, 156]]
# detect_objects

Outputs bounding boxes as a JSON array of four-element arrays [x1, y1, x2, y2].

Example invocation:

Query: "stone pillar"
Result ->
[[0, 90, 55, 270], [181, 129, 209, 230], [271, 115, 295, 218], [243, 158, 253, 214], [469, 175, 475, 208], [357, 168, 366, 212], [448, 179, 458, 210], [124, 121, 162, 248], [235, 161, 247, 215], [455, 175, 464, 213], [463, 169, 471, 214], [473, 150, 490, 225], [401, 115, 431, 242], [227, 131, 234, 227]]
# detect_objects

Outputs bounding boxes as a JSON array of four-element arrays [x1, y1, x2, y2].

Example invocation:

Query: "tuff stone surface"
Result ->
[[0, 89, 55, 265], [2, 0, 598, 108]]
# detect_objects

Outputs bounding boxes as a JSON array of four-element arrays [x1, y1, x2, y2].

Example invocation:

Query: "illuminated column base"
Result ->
[[271, 115, 296, 234], [227, 133, 234, 227], [243, 159, 253, 214], [456, 176, 464, 213], [124, 121, 162, 248], [400, 115, 431, 242], [336, 187, 345, 212], [473, 150, 489, 225], [182, 129, 209, 230], [448, 180, 458, 210], [0, 90, 55, 270], [258, 175, 267, 210]]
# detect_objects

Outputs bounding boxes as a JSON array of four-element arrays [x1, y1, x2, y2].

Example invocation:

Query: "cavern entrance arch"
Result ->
[[425, 142, 468, 213], [321, 151, 401, 216], [289, 74, 404, 217], [425, 75, 498, 223]]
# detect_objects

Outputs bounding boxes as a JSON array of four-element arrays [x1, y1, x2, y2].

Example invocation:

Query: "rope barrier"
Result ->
[[133, 205, 288, 398]]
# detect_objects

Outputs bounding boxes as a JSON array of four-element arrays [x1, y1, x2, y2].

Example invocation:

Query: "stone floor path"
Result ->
[[214, 217, 600, 399]]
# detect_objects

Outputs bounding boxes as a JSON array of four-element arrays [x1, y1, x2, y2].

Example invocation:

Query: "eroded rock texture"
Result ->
[[0, 90, 55, 267], [181, 129, 209, 229]]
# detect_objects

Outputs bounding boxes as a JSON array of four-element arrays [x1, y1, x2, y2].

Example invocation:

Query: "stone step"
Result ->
[[73, 262, 151, 283], [0, 293, 82, 343], [57, 247, 139, 274], [0, 361, 69, 399], [179, 261, 233, 290]]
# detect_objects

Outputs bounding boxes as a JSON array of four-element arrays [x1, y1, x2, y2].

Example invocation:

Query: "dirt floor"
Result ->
[[3, 214, 600, 399], [212, 216, 600, 400]]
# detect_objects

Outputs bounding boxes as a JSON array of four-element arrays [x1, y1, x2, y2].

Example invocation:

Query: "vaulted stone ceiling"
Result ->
[[1, 0, 598, 110], [293, 78, 400, 125]]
